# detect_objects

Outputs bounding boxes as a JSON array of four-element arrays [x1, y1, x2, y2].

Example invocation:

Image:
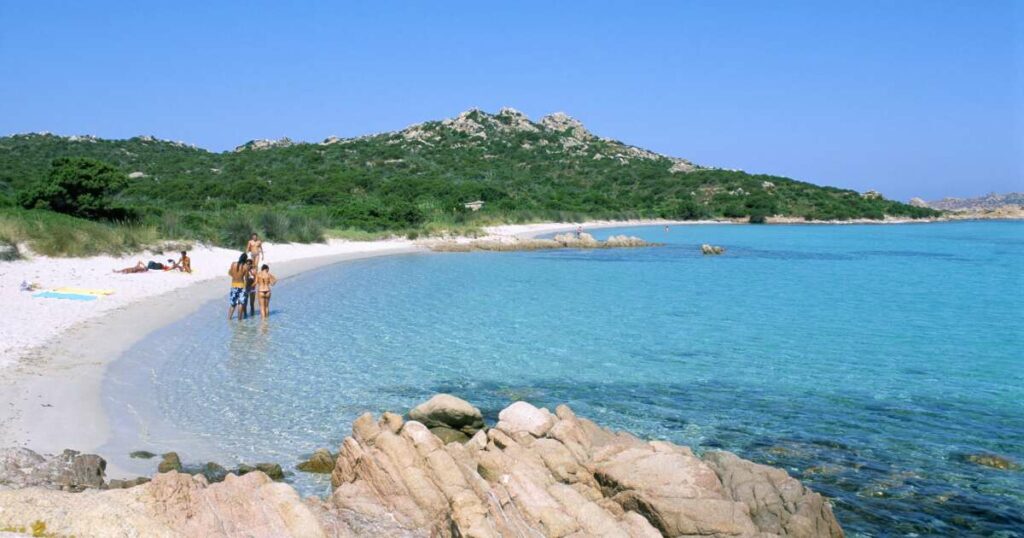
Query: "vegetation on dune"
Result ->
[[0, 109, 940, 256]]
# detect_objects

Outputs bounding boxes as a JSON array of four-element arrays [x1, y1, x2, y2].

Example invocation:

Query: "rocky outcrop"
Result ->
[[427, 233, 658, 252], [908, 197, 928, 208], [0, 398, 843, 536], [0, 448, 106, 492], [701, 244, 726, 255], [0, 471, 324, 538], [328, 398, 843, 537]]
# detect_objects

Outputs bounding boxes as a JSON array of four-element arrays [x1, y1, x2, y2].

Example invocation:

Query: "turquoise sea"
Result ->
[[104, 221, 1023, 537]]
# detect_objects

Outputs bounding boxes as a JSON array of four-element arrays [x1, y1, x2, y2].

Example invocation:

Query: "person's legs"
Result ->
[[262, 292, 271, 318], [248, 288, 256, 316]]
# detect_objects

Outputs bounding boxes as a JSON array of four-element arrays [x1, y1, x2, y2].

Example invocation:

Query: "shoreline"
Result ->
[[0, 217, 1010, 479], [0, 218, 689, 477]]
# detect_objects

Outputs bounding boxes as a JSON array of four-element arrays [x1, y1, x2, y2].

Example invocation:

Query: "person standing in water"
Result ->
[[227, 253, 250, 321], [255, 264, 277, 319], [246, 233, 264, 268], [245, 261, 257, 318]]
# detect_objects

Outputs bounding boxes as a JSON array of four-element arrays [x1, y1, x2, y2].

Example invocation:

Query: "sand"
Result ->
[[0, 218, 714, 475]]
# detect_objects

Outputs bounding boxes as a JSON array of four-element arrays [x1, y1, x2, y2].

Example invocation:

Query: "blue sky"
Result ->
[[1, 1, 1020, 200]]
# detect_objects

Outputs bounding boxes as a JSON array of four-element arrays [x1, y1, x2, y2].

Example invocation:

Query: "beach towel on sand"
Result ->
[[33, 291, 99, 301], [52, 287, 115, 296]]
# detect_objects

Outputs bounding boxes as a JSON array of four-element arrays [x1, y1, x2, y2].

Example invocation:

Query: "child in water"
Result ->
[[255, 264, 277, 319]]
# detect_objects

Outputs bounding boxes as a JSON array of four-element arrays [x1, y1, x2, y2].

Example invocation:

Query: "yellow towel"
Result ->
[[52, 287, 115, 296]]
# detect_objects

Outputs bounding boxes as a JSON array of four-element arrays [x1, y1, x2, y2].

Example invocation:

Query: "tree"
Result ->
[[18, 157, 131, 220]]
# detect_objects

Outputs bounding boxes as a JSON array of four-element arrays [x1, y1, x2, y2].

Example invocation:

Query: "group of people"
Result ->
[[114, 251, 191, 274], [227, 233, 277, 320]]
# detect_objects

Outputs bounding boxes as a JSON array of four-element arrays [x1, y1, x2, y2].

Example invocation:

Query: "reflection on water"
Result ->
[[106, 222, 1024, 537]]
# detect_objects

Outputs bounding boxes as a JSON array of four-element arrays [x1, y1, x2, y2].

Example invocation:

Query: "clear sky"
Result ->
[[1, 1, 1021, 200]]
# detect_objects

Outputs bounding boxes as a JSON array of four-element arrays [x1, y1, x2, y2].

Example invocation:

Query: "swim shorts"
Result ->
[[229, 287, 246, 306]]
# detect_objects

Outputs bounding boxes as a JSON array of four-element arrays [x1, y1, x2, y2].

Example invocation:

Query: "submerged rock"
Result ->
[[408, 393, 485, 435], [297, 449, 336, 474], [129, 450, 157, 459], [962, 453, 1021, 471]]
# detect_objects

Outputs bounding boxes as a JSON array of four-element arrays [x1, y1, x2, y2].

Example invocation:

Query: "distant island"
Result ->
[[0, 108, 942, 256], [910, 192, 1024, 219]]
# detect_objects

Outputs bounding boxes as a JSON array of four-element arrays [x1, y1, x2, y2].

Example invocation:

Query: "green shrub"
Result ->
[[18, 158, 132, 220]]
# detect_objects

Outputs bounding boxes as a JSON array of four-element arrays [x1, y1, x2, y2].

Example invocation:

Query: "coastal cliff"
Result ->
[[0, 396, 843, 537]]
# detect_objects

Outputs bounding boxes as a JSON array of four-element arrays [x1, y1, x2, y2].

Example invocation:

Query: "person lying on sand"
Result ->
[[178, 251, 192, 273], [255, 264, 277, 319], [227, 254, 250, 321], [114, 261, 148, 274]]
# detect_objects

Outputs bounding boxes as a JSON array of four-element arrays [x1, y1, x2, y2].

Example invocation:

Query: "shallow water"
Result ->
[[105, 221, 1024, 537]]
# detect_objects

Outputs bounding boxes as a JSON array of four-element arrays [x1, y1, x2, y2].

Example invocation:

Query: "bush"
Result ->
[[0, 209, 158, 257], [18, 158, 132, 220]]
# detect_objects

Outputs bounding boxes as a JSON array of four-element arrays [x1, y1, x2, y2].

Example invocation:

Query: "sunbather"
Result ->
[[114, 261, 148, 274]]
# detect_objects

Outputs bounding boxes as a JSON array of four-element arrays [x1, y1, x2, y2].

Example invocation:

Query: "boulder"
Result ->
[[201, 462, 228, 483], [297, 449, 336, 474], [0, 448, 106, 491], [408, 394, 485, 435], [496, 401, 557, 437], [157, 452, 181, 473], [256, 462, 285, 481]]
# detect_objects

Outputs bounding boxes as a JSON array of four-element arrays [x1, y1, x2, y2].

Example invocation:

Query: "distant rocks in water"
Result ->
[[960, 453, 1020, 471], [427, 232, 659, 252], [129, 450, 157, 459], [701, 243, 726, 255], [296, 448, 336, 474], [0, 397, 844, 536]]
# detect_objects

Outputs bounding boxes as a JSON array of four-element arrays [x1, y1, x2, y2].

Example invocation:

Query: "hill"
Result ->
[[0, 108, 939, 250], [922, 192, 1024, 211]]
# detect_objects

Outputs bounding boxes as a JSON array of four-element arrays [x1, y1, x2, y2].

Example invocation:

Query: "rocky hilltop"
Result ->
[[0, 395, 843, 537], [0, 108, 937, 227]]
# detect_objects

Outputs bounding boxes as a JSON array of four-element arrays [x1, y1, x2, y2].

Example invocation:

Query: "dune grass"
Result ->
[[0, 209, 159, 257]]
